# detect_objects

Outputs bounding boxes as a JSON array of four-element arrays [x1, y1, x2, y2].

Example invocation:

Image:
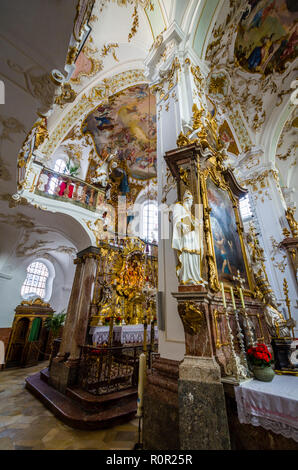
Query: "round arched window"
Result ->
[[48, 159, 68, 195], [141, 200, 158, 243], [21, 261, 50, 299], [54, 158, 67, 173]]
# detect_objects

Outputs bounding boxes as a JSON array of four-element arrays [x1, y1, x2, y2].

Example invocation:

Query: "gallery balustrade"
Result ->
[[35, 166, 101, 212]]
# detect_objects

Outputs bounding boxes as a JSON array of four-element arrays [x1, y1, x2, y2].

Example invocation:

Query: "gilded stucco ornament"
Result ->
[[54, 83, 77, 107], [285, 207, 298, 238], [178, 301, 205, 335]]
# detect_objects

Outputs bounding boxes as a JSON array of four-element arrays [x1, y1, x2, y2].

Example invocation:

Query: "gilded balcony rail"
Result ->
[[35, 165, 103, 212]]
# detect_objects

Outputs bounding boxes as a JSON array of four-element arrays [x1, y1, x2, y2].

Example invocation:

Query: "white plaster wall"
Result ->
[[0, 253, 75, 328]]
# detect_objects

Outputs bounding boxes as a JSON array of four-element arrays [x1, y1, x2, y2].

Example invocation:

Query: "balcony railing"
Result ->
[[35, 166, 103, 212]]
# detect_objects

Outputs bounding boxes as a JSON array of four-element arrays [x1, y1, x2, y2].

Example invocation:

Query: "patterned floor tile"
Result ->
[[0, 363, 138, 450]]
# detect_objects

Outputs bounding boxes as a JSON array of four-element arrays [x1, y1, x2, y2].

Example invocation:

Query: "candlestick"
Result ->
[[230, 286, 236, 310], [239, 287, 245, 309], [137, 353, 146, 418], [221, 282, 227, 308], [230, 287, 249, 376]]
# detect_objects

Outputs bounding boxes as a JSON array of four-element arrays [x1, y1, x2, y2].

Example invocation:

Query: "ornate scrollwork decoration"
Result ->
[[285, 207, 298, 238], [178, 301, 205, 335], [55, 83, 77, 107]]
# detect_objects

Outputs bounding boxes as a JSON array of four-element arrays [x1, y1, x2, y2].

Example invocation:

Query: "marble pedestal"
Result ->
[[143, 356, 180, 450], [49, 358, 79, 394], [178, 356, 231, 450]]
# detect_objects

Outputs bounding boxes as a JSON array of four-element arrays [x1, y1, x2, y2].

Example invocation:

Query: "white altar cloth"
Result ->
[[90, 325, 158, 346], [235, 375, 298, 442]]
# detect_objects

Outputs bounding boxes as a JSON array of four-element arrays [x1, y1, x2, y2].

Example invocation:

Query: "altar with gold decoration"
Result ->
[[88, 237, 158, 341], [90, 324, 158, 346]]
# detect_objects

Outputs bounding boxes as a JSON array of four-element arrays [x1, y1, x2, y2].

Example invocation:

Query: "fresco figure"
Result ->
[[235, 0, 298, 75], [81, 84, 157, 181]]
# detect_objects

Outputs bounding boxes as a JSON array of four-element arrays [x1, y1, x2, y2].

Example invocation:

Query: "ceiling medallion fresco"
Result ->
[[82, 84, 157, 180], [235, 0, 298, 75]]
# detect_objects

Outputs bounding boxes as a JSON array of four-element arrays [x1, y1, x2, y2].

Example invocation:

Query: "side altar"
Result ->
[[143, 105, 295, 450]]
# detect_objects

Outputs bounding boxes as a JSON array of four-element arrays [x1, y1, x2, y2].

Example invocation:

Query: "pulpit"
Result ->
[[6, 298, 53, 368]]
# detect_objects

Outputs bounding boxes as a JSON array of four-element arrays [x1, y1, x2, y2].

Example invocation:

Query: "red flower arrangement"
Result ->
[[247, 343, 273, 368], [115, 316, 121, 325], [104, 317, 110, 324]]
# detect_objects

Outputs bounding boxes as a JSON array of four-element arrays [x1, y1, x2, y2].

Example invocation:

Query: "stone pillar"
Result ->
[[172, 292, 231, 449], [67, 254, 98, 362], [179, 356, 231, 450], [50, 246, 99, 393], [55, 258, 84, 359]]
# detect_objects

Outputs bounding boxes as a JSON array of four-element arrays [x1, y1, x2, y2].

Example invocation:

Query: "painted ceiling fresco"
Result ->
[[235, 0, 298, 75], [82, 84, 157, 180]]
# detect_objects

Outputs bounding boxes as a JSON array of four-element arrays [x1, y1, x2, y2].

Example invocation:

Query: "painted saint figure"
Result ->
[[172, 190, 205, 286]]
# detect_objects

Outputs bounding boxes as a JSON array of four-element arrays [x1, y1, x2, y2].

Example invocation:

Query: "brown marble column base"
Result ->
[[178, 356, 231, 450], [143, 356, 181, 450], [49, 359, 79, 394]]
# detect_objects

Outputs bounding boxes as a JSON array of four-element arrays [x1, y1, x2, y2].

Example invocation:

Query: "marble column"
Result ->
[[50, 246, 99, 393], [66, 254, 98, 363], [54, 258, 84, 360], [179, 356, 231, 450]]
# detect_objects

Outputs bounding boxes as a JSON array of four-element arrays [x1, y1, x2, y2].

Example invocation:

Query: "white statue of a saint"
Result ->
[[264, 291, 295, 338], [172, 190, 205, 285]]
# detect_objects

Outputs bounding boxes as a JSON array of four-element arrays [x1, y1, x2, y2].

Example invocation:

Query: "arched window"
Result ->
[[48, 159, 68, 195], [239, 194, 253, 221], [21, 261, 49, 299], [54, 158, 67, 173], [141, 200, 158, 243]]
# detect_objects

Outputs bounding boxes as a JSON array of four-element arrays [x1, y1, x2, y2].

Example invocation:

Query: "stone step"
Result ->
[[25, 372, 137, 430], [40, 367, 50, 384], [66, 386, 138, 412]]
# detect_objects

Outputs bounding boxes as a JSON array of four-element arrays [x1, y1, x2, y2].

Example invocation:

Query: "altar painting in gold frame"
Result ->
[[205, 176, 251, 291]]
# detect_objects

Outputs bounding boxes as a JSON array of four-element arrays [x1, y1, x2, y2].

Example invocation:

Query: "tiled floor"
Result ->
[[0, 362, 138, 450]]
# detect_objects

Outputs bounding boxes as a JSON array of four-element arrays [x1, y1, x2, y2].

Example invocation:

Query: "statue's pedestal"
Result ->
[[173, 290, 270, 378], [272, 338, 298, 375], [143, 356, 180, 450], [178, 356, 230, 450]]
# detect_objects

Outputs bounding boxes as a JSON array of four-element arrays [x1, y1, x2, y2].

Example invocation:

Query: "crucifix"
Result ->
[[233, 270, 255, 347]]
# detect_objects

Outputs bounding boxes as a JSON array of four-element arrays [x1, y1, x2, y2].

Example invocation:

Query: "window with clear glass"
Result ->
[[239, 194, 253, 221], [21, 261, 49, 299], [48, 159, 67, 195], [142, 201, 158, 243], [54, 159, 67, 173]]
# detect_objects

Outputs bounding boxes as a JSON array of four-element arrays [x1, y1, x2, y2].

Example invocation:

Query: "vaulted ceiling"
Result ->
[[0, 0, 297, 276]]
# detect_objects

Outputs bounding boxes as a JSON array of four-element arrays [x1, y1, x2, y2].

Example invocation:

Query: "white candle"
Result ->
[[137, 353, 146, 417], [220, 282, 226, 308], [230, 286, 236, 310], [239, 287, 245, 309]]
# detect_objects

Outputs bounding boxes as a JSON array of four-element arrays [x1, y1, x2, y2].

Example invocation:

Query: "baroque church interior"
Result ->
[[0, 0, 297, 452]]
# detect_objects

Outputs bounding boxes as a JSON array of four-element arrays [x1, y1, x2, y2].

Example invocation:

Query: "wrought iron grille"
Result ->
[[78, 344, 156, 396]]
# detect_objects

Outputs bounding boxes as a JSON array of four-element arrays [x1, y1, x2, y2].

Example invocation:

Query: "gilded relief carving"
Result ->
[[178, 302, 205, 335]]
